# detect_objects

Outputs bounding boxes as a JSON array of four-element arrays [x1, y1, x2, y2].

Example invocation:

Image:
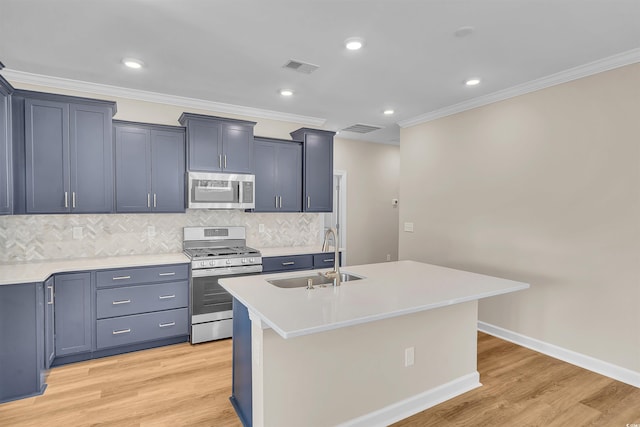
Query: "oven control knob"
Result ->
[[241, 258, 247, 264], [226, 259, 232, 265], [208, 260, 215, 267], [249, 258, 255, 263]]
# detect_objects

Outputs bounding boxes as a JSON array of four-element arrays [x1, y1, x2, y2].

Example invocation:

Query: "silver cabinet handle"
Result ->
[[282, 261, 295, 266], [275, 195, 278, 208], [323, 258, 334, 263], [279, 196, 282, 208], [159, 322, 175, 328], [112, 328, 131, 335], [147, 193, 151, 208], [64, 191, 69, 208], [224, 155, 227, 169], [159, 294, 176, 300], [47, 285, 54, 305], [307, 196, 311, 209], [153, 193, 157, 208], [112, 275, 131, 281], [112, 299, 131, 305], [219, 154, 222, 169], [158, 272, 176, 276], [72, 191, 76, 208]]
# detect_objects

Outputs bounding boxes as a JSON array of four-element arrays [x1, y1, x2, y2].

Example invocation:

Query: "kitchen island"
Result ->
[[220, 260, 529, 427]]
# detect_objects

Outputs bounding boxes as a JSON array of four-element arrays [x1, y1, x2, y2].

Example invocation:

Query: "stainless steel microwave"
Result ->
[[187, 172, 255, 209]]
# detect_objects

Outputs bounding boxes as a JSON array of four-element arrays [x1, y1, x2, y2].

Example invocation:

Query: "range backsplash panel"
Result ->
[[0, 210, 321, 263]]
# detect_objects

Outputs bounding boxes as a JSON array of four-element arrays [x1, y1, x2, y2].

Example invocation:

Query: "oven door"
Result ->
[[191, 265, 262, 323]]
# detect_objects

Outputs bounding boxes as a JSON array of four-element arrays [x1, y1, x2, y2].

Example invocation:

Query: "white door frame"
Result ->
[[323, 170, 347, 265]]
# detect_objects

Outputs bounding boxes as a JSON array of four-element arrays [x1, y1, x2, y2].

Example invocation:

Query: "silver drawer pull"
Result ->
[[323, 258, 334, 263], [112, 275, 131, 281], [158, 272, 176, 276], [159, 322, 175, 328], [282, 261, 295, 266], [112, 328, 131, 335], [159, 294, 176, 300], [112, 299, 131, 305]]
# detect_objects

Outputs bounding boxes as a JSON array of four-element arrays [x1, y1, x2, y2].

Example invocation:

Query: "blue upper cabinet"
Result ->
[[114, 121, 185, 213], [179, 113, 256, 174], [253, 137, 302, 212], [290, 128, 335, 213], [0, 75, 13, 215], [13, 90, 116, 214]]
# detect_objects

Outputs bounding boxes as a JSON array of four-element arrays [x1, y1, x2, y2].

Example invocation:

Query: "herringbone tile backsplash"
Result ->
[[0, 211, 322, 263]]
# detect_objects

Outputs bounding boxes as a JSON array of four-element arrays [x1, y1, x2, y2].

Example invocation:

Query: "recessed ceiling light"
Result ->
[[345, 37, 365, 50], [465, 78, 481, 86], [122, 58, 144, 69], [454, 26, 475, 38], [279, 89, 294, 97], [383, 109, 395, 115]]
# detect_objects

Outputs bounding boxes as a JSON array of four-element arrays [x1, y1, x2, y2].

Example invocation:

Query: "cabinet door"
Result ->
[[25, 99, 69, 213], [44, 277, 55, 369], [115, 126, 152, 212], [0, 89, 11, 215], [186, 118, 222, 172], [276, 142, 302, 212], [222, 123, 253, 173], [303, 132, 333, 212], [69, 104, 113, 213], [253, 139, 278, 212], [151, 129, 185, 212], [54, 273, 92, 356]]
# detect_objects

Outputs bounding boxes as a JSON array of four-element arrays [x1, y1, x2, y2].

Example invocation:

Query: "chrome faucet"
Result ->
[[321, 227, 341, 286]]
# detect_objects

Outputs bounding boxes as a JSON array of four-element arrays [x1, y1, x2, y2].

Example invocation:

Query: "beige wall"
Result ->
[[7, 81, 400, 266], [334, 137, 400, 265], [399, 63, 640, 373]]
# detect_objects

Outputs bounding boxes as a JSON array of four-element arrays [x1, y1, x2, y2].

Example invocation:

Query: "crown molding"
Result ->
[[1, 69, 326, 127], [398, 48, 640, 128]]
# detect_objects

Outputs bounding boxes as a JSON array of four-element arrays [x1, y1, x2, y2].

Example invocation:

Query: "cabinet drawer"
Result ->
[[96, 281, 188, 319], [97, 264, 188, 288], [262, 255, 313, 272], [313, 253, 341, 269], [96, 308, 188, 349]]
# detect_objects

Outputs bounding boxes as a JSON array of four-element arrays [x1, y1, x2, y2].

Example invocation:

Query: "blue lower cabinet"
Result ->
[[96, 308, 188, 349], [262, 255, 313, 273], [230, 298, 252, 427], [0, 283, 46, 403], [54, 273, 92, 356]]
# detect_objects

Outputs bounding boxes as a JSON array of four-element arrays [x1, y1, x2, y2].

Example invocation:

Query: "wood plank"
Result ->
[[0, 333, 638, 426]]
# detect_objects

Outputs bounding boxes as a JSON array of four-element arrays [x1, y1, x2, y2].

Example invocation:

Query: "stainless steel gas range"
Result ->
[[183, 226, 262, 344]]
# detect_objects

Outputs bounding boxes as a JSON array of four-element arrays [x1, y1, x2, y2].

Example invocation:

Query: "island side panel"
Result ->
[[254, 301, 479, 427], [230, 298, 253, 426]]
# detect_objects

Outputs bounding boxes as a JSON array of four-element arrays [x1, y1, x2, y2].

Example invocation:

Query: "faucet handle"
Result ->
[[306, 278, 314, 290]]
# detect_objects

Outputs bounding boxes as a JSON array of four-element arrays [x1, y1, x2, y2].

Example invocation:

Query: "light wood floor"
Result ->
[[1, 333, 639, 426]]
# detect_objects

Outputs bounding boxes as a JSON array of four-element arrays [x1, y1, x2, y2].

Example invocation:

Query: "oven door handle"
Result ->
[[191, 265, 263, 278]]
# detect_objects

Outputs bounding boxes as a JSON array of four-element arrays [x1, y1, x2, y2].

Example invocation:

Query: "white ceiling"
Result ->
[[1, 0, 639, 145]]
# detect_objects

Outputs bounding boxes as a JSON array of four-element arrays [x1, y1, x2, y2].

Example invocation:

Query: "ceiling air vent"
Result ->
[[341, 124, 383, 134], [282, 59, 319, 74]]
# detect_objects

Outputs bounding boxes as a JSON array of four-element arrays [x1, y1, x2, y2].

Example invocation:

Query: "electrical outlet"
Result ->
[[404, 222, 414, 232], [259, 224, 265, 233], [405, 347, 415, 367], [392, 198, 399, 207], [147, 226, 156, 237], [386, 254, 391, 261], [72, 227, 83, 240]]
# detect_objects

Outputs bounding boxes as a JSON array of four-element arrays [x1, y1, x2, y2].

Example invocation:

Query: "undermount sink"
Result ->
[[268, 272, 364, 288]]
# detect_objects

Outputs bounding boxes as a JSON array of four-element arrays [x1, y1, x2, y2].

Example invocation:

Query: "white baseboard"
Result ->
[[339, 371, 481, 427], [478, 321, 640, 388]]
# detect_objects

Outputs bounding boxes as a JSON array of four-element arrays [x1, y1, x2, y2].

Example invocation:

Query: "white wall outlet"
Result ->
[[386, 254, 391, 261], [404, 347, 415, 367], [147, 226, 156, 237], [72, 226, 83, 240], [392, 198, 399, 207], [258, 224, 265, 233], [404, 222, 414, 232]]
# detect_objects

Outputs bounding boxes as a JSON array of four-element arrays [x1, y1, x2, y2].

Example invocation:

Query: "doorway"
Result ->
[[322, 170, 347, 265]]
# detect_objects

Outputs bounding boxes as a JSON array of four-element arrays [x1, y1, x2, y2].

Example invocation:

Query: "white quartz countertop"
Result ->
[[257, 246, 343, 257], [0, 253, 190, 286], [220, 260, 530, 339]]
